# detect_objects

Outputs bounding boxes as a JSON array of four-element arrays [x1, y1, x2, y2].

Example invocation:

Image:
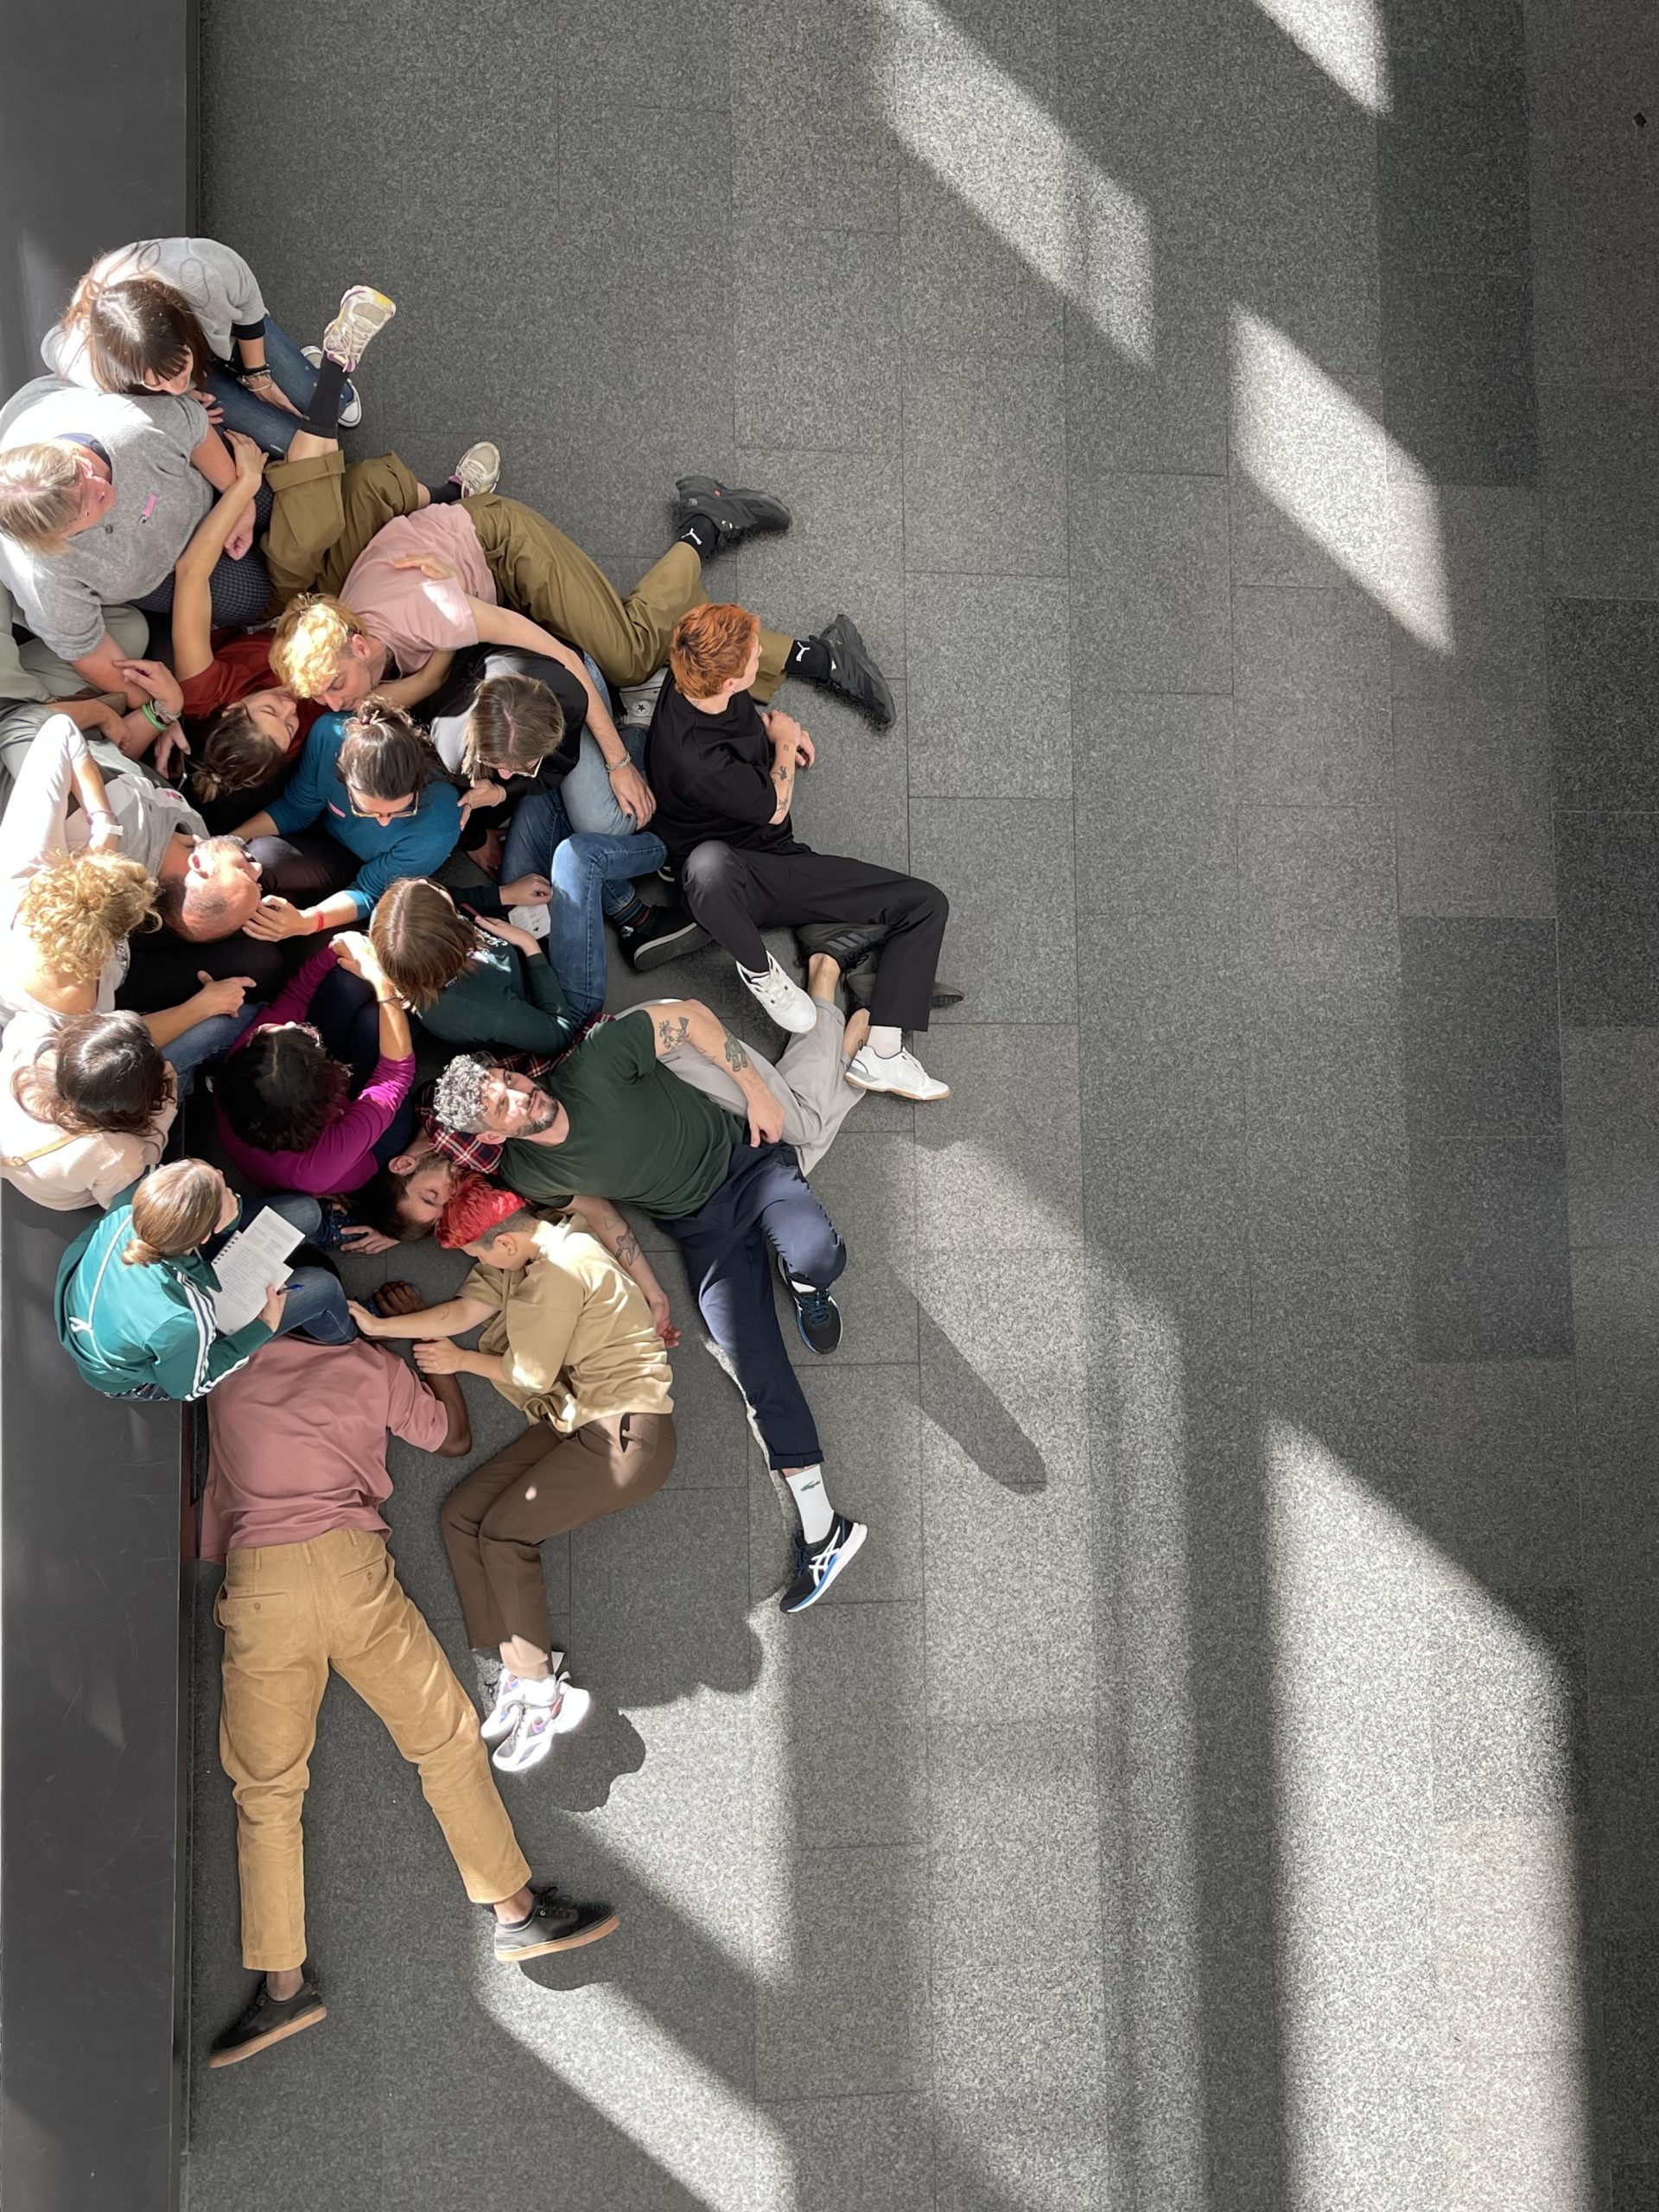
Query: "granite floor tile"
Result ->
[[1380, 253, 1539, 488], [1070, 471, 1234, 694], [1590, 1696, 1659, 1936], [913, 1024, 1082, 1251], [1231, 583, 1393, 805], [1393, 690, 1557, 920], [1434, 1816, 1587, 2056], [906, 572, 1071, 798], [1563, 1030, 1659, 1248], [1442, 2050, 1597, 2212], [1549, 598, 1659, 810], [1398, 919, 1565, 1141], [1415, 1361, 1583, 1589], [1230, 367, 1389, 596], [1540, 384, 1659, 600], [734, 228, 902, 453], [902, 349, 1067, 576], [749, 1603, 928, 1849], [1409, 1136, 1574, 1360], [908, 799, 1077, 1025], [748, 1363, 925, 1608], [1556, 812, 1659, 1027]]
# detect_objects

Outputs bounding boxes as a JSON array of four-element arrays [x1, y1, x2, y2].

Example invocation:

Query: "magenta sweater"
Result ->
[[214, 944, 414, 1194]]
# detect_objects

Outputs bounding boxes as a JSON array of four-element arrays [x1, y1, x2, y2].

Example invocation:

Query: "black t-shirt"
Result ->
[[117, 925, 286, 1015], [645, 681, 808, 865], [426, 645, 591, 785]]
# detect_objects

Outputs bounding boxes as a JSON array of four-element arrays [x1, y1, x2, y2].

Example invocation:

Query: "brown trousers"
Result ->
[[441, 1409, 677, 1652], [260, 448, 427, 605], [215, 1527, 530, 1971], [461, 496, 791, 699]]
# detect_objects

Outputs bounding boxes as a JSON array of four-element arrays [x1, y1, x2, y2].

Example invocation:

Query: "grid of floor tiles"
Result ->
[[186, 0, 1657, 2205]]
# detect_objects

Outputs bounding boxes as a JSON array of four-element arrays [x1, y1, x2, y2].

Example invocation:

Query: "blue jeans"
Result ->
[[162, 1002, 258, 1098], [503, 787, 665, 1024], [203, 319, 359, 456], [235, 1193, 356, 1345], [554, 657, 646, 840]]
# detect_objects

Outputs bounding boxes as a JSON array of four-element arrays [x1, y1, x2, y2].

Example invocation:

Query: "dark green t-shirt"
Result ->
[[499, 1011, 741, 1220]]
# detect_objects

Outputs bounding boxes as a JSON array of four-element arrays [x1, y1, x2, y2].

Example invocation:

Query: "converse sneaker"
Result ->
[[619, 669, 668, 729], [777, 1253, 842, 1353], [207, 1966, 326, 2069], [450, 440, 501, 497], [320, 284, 397, 373], [480, 1671, 524, 1745], [493, 1883, 620, 1963], [300, 344, 363, 427], [845, 1045, 950, 1102], [616, 903, 708, 973], [739, 954, 817, 1035], [779, 1513, 868, 1614]]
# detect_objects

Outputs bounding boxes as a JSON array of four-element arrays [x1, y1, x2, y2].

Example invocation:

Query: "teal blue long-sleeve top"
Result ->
[[55, 1186, 273, 1402], [264, 712, 462, 921]]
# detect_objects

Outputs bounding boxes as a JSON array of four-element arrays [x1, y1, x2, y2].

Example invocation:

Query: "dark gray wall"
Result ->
[[0, 3, 194, 2207], [0, 0, 193, 396]]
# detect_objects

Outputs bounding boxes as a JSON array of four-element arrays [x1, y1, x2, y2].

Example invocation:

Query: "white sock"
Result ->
[[869, 1025, 902, 1058], [785, 1463, 835, 1545]]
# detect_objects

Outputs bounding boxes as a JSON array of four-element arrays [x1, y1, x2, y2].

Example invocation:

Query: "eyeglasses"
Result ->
[[346, 790, 416, 820]]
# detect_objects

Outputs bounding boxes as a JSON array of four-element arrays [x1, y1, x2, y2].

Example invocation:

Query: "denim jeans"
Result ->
[[202, 318, 359, 457], [553, 657, 645, 841], [502, 788, 666, 1024], [238, 1193, 356, 1345], [163, 1002, 258, 1098], [502, 720, 659, 900]]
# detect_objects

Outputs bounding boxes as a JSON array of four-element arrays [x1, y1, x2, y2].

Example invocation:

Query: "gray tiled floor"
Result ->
[[187, 0, 1656, 2204]]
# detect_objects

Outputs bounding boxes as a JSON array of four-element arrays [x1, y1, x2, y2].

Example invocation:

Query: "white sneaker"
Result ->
[[320, 283, 397, 374], [491, 1671, 589, 1773], [739, 954, 817, 1035], [480, 1671, 524, 1744], [619, 668, 668, 729], [451, 440, 500, 497], [507, 902, 550, 939], [844, 1044, 950, 1102], [301, 343, 364, 428]]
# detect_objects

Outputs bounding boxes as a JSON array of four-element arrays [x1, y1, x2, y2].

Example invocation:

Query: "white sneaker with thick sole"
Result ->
[[844, 1045, 950, 1101], [320, 283, 397, 372], [301, 343, 364, 428], [739, 955, 817, 1035], [480, 1672, 524, 1745], [451, 440, 500, 497], [492, 1671, 589, 1774]]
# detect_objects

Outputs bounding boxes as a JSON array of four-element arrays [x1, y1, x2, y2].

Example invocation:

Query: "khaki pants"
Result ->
[[664, 999, 862, 1178], [442, 1410, 677, 1653], [215, 1527, 530, 1971], [260, 448, 427, 605], [462, 495, 792, 700]]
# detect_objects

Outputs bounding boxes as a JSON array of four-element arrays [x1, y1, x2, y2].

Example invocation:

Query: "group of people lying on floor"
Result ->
[[0, 241, 957, 2069]]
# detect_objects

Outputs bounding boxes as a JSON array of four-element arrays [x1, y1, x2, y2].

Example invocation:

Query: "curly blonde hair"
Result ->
[[0, 442, 82, 551], [269, 593, 366, 700], [17, 854, 157, 987]]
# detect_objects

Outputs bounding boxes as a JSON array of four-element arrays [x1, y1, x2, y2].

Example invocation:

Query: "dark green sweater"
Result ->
[[416, 937, 578, 1056]]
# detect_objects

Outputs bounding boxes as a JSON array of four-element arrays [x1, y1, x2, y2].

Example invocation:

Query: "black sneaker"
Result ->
[[616, 903, 708, 973], [207, 1966, 327, 2069], [812, 613, 895, 727], [777, 1253, 842, 1353], [795, 920, 891, 970], [843, 953, 964, 1012], [779, 1512, 868, 1614], [674, 474, 791, 547], [493, 1884, 620, 1963]]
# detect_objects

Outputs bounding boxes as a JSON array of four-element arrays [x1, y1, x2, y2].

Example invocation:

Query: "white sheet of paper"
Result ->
[[211, 1207, 306, 1335]]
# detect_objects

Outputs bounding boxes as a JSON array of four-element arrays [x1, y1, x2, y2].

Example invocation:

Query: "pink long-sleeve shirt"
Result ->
[[214, 943, 413, 1195]]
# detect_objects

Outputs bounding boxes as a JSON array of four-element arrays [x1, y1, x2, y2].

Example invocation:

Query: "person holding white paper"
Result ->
[[55, 1158, 355, 1402]]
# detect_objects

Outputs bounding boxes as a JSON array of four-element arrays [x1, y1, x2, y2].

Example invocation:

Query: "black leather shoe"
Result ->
[[207, 1966, 327, 2069], [813, 613, 894, 727], [674, 474, 791, 546]]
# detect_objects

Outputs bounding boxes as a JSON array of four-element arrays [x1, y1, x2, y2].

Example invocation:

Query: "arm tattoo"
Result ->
[[614, 1224, 641, 1268], [658, 1012, 690, 1052], [722, 1033, 751, 1074]]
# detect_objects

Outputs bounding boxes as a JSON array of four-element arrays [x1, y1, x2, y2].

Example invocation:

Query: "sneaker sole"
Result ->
[[843, 1069, 952, 1103], [497, 1910, 620, 1963], [207, 2002, 327, 2069], [780, 1522, 868, 1614], [628, 920, 709, 971]]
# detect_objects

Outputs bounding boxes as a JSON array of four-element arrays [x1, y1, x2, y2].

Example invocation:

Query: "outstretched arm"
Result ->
[[174, 435, 266, 681], [467, 598, 653, 827], [566, 1195, 681, 1347], [349, 1292, 494, 1341], [635, 999, 785, 1147]]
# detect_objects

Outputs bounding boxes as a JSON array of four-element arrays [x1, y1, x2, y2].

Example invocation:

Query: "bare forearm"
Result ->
[[473, 604, 626, 763], [190, 430, 237, 491], [569, 1195, 666, 1300], [72, 640, 142, 708], [645, 999, 769, 1105], [423, 1369, 473, 1456], [768, 738, 798, 823], [364, 1296, 489, 1340]]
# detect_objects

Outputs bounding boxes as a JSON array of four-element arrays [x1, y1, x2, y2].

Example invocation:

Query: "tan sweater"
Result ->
[[0, 1014, 175, 1211]]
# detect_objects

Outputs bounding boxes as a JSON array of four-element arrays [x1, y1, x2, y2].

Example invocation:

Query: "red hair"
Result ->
[[668, 602, 761, 698], [436, 1173, 531, 1250]]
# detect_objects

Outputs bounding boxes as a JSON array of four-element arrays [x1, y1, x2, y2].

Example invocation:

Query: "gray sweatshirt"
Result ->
[[0, 378, 213, 661], [41, 236, 267, 382]]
